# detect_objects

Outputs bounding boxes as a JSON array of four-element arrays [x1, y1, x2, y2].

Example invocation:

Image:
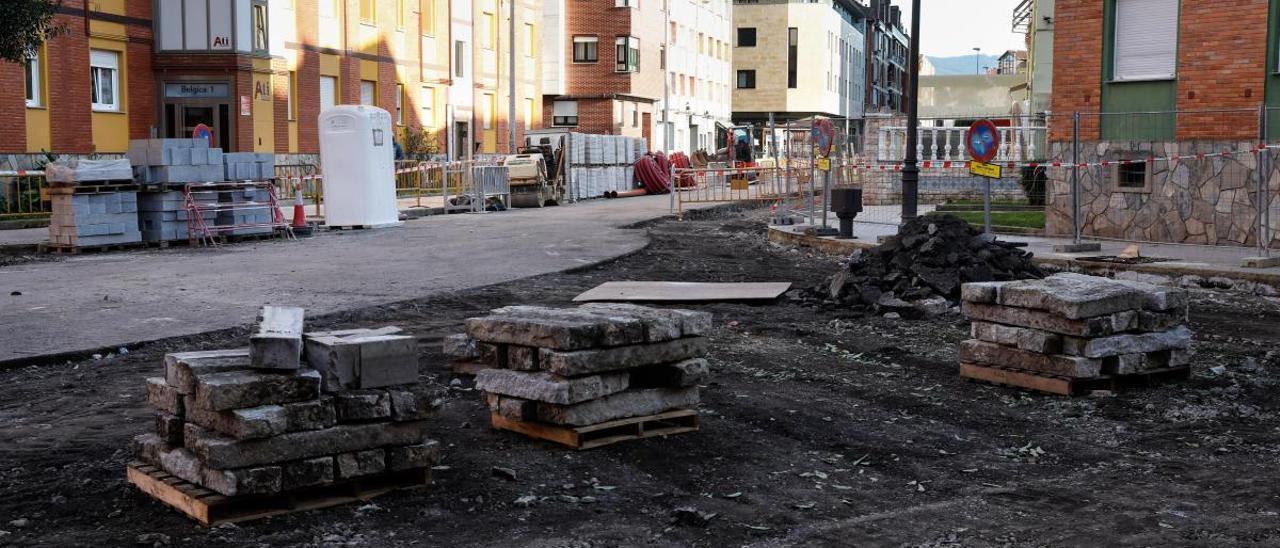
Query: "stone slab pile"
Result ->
[[128, 139, 226, 184], [47, 190, 142, 247], [815, 214, 1045, 318], [133, 307, 439, 498], [137, 190, 218, 242], [960, 273, 1193, 378], [447, 304, 711, 428]]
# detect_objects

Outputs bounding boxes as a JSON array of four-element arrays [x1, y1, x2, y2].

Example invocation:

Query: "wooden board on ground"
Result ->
[[573, 282, 792, 303], [960, 362, 1191, 396], [490, 408, 699, 450], [126, 462, 430, 526]]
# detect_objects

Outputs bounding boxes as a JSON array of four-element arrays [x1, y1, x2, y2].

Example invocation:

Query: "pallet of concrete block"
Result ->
[[222, 152, 275, 182], [127, 306, 441, 526], [43, 184, 142, 252], [128, 139, 226, 185], [958, 273, 1193, 396], [446, 303, 710, 450], [44, 158, 135, 184]]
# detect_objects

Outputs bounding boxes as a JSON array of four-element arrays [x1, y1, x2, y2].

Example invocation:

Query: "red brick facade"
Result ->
[[1051, 0, 1272, 142]]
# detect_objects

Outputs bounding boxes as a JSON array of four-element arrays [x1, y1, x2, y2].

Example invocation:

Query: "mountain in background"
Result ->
[[927, 54, 1001, 75]]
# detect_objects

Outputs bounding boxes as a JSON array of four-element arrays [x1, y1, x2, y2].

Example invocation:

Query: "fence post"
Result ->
[[1260, 105, 1271, 257], [1071, 111, 1081, 244]]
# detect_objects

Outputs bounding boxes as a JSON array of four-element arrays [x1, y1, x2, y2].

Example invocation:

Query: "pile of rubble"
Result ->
[[960, 273, 1193, 380], [133, 306, 440, 497], [818, 214, 1044, 317], [446, 304, 710, 428]]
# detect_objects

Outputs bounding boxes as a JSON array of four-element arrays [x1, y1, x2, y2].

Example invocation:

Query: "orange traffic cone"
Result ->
[[291, 182, 308, 229]]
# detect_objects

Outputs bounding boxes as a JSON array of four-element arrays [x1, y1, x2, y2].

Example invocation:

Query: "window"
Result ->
[[420, 86, 435, 127], [421, 0, 435, 35], [479, 12, 495, 50], [24, 51, 40, 108], [524, 98, 534, 130], [1112, 0, 1179, 81], [360, 0, 376, 23], [360, 80, 376, 105], [396, 0, 405, 28], [573, 36, 598, 62], [320, 76, 337, 108], [1113, 161, 1152, 191], [482, 93, 495, 129], [552, 100, 578, 126], [395, 83, 404, 124], [788, 28, 798, 88], [524, 23, 535, 56], [90, 49, 120, 112], [615, 36, 639, 73], [736, 70, 755, 89], [615, 0, 636, 6], [252, 1, 269, 51], [454, 40, 467, 77], [632, 104, 638, 127], [287, 71, 297, 120]]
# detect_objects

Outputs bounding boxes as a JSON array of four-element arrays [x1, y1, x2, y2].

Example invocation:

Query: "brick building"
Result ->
[[3, 0, 542, 160], [1045, 0, 1279, 249], [539, 0, 666, 143]]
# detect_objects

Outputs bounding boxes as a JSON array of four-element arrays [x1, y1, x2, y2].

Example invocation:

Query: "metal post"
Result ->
[[508, 0, 517, 154], [769, 112, 779, 197], [808, 118, 817, 224], [901, 0, 921, 221], [1071, 111, 1081, 243], [664, 0, 673, 213], [1260, 105, 1270, 257], [983, 176, 992, 235]]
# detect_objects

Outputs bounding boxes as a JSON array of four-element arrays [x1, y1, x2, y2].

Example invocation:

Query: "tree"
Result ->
[[0, 1, 61, 63]]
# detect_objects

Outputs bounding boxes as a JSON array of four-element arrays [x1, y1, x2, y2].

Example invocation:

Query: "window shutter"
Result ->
[[1114, 0, 1179, 81], [552, 101, 577, 117]]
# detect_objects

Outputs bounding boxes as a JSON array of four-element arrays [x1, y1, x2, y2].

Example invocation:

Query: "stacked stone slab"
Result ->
[[222, 152, 276, 182], [449, 304, 711, 428], [960, 273, 1193, 379], [137, 190, 219, 241], [128, 139, 225, 184], [133, 307, 439, 498], [47, 190, 142, 247], [215, 185, 274, 236]]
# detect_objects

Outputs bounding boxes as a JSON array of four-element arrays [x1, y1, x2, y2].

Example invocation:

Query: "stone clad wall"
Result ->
[[1046, 141, 1280, 247]]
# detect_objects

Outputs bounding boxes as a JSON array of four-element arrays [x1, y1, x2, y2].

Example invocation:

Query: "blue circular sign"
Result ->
[[967, 119, 1000, 164], [193, 123, 214, 146]]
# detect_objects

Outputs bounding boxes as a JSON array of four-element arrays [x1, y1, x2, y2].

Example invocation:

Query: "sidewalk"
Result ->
[[770, 213, 1280, 291]]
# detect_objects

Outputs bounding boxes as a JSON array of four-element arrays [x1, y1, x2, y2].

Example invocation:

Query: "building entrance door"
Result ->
[[161, 81, 234, 149]]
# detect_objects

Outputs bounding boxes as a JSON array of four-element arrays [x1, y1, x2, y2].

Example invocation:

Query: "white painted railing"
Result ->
[[877, 125, 1048, 162]]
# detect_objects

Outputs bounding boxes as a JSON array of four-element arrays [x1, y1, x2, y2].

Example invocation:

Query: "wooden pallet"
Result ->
[[47, 182, 140, 195], [38, 241, 147, 255], [126, 462, 431, 526], [960, 362, 1192, 396], [490, 408, 699, 450]]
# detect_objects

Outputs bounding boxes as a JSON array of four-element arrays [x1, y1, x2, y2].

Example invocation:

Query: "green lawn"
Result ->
[[931, 210, 1046, 230]]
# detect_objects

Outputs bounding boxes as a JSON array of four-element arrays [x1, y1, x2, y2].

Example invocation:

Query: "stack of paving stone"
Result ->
[[133, 306, 440, 498], [222, 152, 275, 182], [137, 190, 218, 242], [47, 189, 142, 247], [128, 139, 226, 184], [447, 304, 711, 429], [960, 273, 1193, 383], [215, 185, 274, 236]]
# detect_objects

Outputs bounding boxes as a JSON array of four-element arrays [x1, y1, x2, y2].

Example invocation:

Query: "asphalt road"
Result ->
[[0, 195, 685, 363]]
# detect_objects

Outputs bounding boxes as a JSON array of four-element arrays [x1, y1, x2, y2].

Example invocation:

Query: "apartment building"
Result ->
[[3, 0, 541, 158], [731, 0, 868, 127], [540, 0, 664, 142], [655, 0, 734, 154], [1012, 0, 1053, 114], [1045, 0, 1280, 248], [864, 0, 908, 114]]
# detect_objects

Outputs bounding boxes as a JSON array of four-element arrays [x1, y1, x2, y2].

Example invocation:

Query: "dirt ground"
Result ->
[[2, 207, 1280, 547]]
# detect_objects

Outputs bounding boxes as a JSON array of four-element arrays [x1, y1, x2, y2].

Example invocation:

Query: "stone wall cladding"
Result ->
[[1046, 141, 1280, 248]]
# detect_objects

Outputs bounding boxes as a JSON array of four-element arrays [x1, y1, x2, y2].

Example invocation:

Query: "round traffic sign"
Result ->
[[193, 123, 214, 146], [811, 118, 836, 158], [967, 119, 1001, 164]]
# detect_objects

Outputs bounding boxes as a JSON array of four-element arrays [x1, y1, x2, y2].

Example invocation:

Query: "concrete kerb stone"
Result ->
[[250, 306, 305, 370], [164, 348, 251, 394], [191, 369, 321, 412], [959, 339, 1104, 378], [476, 368, 631, 405], [539, 337, 710, 377], [184, 420, 429, 470]]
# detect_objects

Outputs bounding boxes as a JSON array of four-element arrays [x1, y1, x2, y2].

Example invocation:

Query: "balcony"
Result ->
[[1012, 0, 1033, 33]]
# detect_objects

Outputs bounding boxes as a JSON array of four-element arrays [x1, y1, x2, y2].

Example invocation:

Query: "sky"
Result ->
[[896, 0, 1029, 58]]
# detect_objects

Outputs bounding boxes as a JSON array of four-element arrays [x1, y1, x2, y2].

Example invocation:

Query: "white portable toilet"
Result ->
[[318, 105, 401, 228]]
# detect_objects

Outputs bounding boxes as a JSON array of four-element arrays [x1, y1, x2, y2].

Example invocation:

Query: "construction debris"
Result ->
[[814, 214, 1044, 317], [573, 281, 793, 303], [447, 304, 709, 447], [131, 307, 440, 508], [959, 273, 1193, 395]]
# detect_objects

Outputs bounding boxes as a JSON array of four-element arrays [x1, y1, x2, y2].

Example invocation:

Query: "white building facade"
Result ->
[[658, 0, 734, 154]]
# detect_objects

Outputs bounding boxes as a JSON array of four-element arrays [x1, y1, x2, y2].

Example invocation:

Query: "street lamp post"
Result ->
[[902, 0, 921, 220], [973, 47, 981, 75]]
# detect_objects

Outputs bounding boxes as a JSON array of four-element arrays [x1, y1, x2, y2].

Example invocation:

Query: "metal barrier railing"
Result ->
[[0, 170, 50, 219], [674, 166, 808, 218], [274, 164, 323, 217], [394, 160, 468, 208]]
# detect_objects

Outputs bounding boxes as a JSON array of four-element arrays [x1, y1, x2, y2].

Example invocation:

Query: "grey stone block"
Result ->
[[189, 147, 209, 165], [304, 332, 417, 391], [202, 164, 225, 181], [476, 369, 630, 405], [335, 449, 385, 479], [442, 334, 478, 359], [387, 386, 440, 421], [971, 321, 1063, 354], [961, 302, 1181, 337], [164, 348, 252, 394], [191, 369, 321, 412], [1060, 325, 1193, 358], [334, 390, 391, 422], [539, 337, 709, 377], [184, 398, 335, 440], [155, 412, 185, 446], [170, 147, 192, 166], [629, 358, 710, 388], [208, 148, 224, 165], [282, 457, 334, 490], [959, 339, 1103, 377], [250, 306, 305, 370], [527, 387, 700, 426], [386, 440, 441, 471], [185, 420, 429, 469], [137, 434, 282, 496], [146, 377, 185, 416]]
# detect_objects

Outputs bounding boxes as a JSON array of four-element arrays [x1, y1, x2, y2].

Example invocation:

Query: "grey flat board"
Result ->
[[573, 282, 792, 303]]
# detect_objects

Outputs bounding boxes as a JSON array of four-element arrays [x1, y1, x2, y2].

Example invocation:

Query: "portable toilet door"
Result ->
[[318, 105, 401, 228]]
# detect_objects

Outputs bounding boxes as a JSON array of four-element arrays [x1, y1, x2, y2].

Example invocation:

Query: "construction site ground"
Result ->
[[3, 206, 1280, 547]]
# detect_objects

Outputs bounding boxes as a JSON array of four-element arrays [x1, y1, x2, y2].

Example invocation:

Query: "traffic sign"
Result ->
[[811, 118, 836, 158], [193, 123, 214, 146], [970, 161, 1002, 179], [967, 119, 1001, 164]]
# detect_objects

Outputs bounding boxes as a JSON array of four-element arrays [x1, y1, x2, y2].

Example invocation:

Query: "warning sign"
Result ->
[[970, 161, 1002, 179]]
